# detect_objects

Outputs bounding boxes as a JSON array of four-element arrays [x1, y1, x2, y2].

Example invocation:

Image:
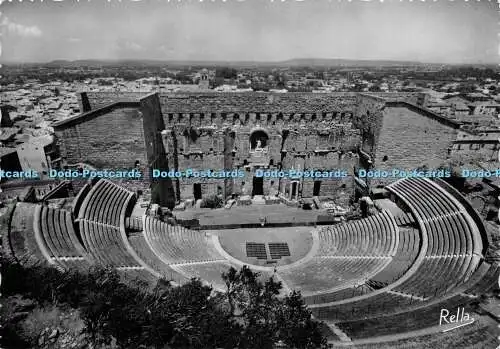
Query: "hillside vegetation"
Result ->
[[2, 257, 326, 349]]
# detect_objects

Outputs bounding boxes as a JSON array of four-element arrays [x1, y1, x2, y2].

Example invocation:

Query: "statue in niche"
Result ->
[[256, 140, 262, 149]]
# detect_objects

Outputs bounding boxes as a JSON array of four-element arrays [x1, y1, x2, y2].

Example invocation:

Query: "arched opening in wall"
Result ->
[[193, 183, 202, 201], [313, 181, 321, 196], [252, 176, 264, 196], [250, 129, 269, 150], [291, 181, 298, 198]]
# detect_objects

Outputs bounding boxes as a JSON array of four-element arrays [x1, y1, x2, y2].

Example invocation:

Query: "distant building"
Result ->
[[0, 128, 21, 144], [0, 147, 22, 182], [199, 68, 210, 90], [469, 101, 500, 116], [465, 93, 490, 102], [452, 102, 471, 116], [427, 101, 452, 116], [0, 106, 15, 127], [16, 135, 59, 179]]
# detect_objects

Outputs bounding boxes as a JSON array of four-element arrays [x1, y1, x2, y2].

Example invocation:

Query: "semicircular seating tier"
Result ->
[[279, 211, 400, 296], [75, 179, 141, 268], [34, 205, 91, 271], [6, 202, 48, 266], [136, 215, 266, 291], [300, 212, 421, 303], [4, 177, 498, 344], [306, 177, 495, 339]]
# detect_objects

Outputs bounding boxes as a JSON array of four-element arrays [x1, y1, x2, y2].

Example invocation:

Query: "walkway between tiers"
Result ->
[[324, 322, 352, 343]]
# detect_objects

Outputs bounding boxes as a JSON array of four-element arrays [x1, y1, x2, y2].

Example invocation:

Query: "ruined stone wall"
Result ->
[[161, 126, 229, 201], [140, 94, 176, 208], [158, 92, 357, 115], [369, 92, 421, 104], [450, 142, 500, 164], [74, 92, 404, 204], [82, 92, 147, 111], [354, 94, 386, 158], [53, 105, 148, 193], [143, 93, 363, 202], [285, 151, 358, 207], [371, 106, 458, 186], [160, 121, 360, 202], [83, 91, 358, 115]]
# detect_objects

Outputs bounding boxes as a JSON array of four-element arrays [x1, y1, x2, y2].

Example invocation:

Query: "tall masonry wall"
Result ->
[[450, 142, 500, 164], [78, 92, 365, 205], [139, 94, 176, 209], [78, 92, 148, 112], [68, 91, 452, 204], [370, 105, 459, 187], [83, 92, 358, 114], [354, 94, 386, 159], [53, 103, 149, 194]]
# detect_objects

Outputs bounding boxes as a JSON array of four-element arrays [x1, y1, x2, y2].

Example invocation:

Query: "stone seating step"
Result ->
[[252, 195, 266, 205]]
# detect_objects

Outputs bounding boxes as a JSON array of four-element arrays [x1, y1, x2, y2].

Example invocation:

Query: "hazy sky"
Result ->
[[1, 0, 497, 64]]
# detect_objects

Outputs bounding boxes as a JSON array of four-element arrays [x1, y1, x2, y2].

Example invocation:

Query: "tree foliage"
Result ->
[[216, 67, 238, 79], [222, 266, 327, 349], [3, 256, 326, 349]]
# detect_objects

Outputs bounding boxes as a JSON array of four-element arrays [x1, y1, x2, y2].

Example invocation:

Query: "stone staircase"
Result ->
[[252, 195, 266, 205]]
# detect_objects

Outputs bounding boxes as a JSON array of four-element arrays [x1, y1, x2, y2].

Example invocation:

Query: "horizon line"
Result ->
[[1, 57, 498, 66]]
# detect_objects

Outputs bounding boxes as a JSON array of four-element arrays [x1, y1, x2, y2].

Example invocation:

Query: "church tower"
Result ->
[[199, 68, 210, 90]]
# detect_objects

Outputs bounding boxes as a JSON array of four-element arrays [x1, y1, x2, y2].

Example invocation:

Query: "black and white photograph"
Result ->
[[1, 0, 499, 348]]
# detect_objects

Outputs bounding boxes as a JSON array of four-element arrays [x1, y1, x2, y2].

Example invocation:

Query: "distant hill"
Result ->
[[277, 58, 424, 67], [2, 58, 496, 69], [4, 58, 425, 68]]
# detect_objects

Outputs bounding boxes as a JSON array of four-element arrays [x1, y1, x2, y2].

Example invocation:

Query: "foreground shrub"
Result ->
[[2, 256, 326, 349]]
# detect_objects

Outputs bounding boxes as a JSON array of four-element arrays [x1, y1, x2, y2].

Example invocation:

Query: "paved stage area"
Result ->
[[175, 204, 322, 227]]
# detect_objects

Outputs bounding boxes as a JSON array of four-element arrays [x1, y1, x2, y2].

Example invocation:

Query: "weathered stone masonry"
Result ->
[[59, 91, 461, 206], [354, 96, 461, 188], [66, 92, 364, 206]]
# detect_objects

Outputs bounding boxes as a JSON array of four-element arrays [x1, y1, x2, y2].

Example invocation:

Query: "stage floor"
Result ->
[[174, 204, 322, 228]]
